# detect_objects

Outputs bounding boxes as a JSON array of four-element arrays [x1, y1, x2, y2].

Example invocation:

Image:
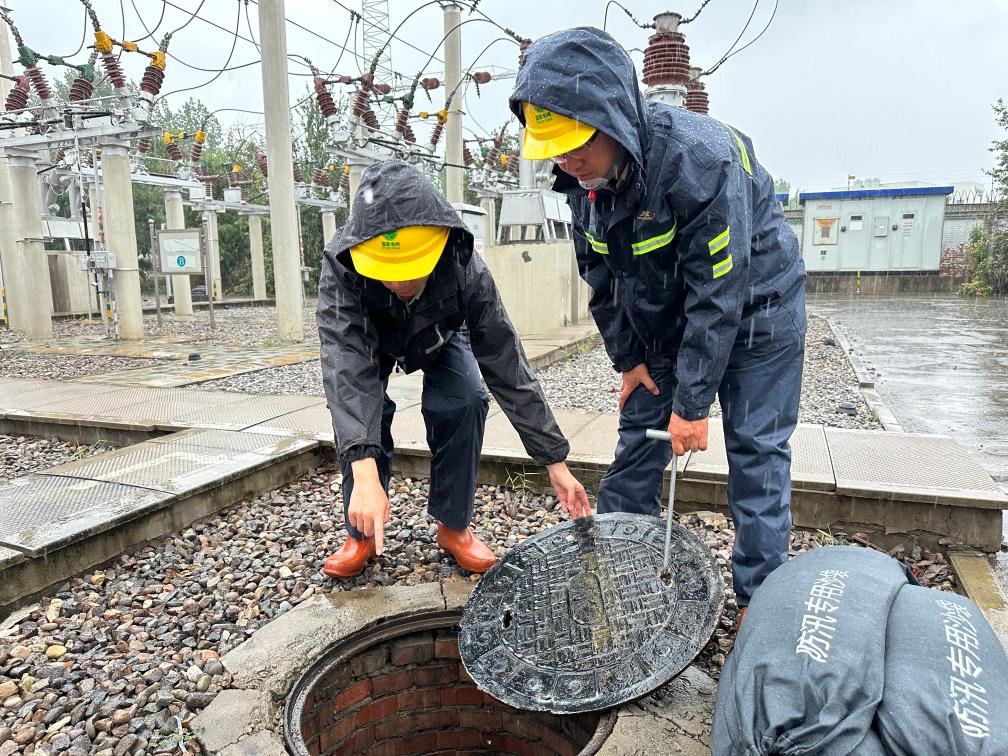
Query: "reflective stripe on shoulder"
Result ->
[[584, 230, 609, 255], [724, 124, 753, 176], [712, 255, 733, 279], [708, 226, 730, 255], [630, 222, 677, 256]]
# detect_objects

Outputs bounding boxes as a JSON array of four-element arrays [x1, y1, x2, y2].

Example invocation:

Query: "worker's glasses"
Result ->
[[552, 131, 599, 163]]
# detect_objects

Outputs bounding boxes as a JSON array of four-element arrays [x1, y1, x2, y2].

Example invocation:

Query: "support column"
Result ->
[[348, 158, 367, 205], [7, 153, 53, 338], [248, 214, 267, 301], [258, 0, 304, 342], [206, 210, 222, 301], [321, 211, 337, 246], [101, 143, 143, 339], [443, 2, 464, 204], [164, 190, 193, 315], [0, 25, 23, 329], [478, 194, 497, 252]]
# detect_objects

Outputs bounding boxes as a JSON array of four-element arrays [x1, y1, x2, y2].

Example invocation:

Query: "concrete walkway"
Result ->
[[1, 370, 1006, 616]]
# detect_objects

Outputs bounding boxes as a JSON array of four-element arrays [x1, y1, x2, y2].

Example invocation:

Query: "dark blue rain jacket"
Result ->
[[511, 27, 806, 421]]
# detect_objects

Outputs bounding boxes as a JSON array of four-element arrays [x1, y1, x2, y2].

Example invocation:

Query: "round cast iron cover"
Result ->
[[459, 512, 724, 714]]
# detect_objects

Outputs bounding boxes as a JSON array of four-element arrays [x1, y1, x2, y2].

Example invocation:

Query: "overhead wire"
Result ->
[[702, 0, 761, 76], [155, 0, 241, 105], [681, 0, 715, 24], [328, 0, 443, 65], [166, 0, 209, 36], [54, 7, 90, 59], [128, 0, 167, 43], [704, 0, 778, 74]]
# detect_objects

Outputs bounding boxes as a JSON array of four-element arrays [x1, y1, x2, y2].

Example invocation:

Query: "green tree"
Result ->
[[774, 177, 791, 196], [961, 100, 1008, 296]]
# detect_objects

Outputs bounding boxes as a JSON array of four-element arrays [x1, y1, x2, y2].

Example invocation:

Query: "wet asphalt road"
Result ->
[[808, 293, 1008, 591]]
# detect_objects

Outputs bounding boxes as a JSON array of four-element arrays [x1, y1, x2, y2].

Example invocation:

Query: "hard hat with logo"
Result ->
[[521, 102, 597, 160], [349, 225, 451, 281]]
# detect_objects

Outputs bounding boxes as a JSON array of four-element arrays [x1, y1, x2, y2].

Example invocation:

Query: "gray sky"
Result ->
[[14, 0, 1007, 192]]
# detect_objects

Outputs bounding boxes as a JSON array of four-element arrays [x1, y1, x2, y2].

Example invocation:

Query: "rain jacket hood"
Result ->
[[328, 160, 473, 266], [510, 27, 647, 175]]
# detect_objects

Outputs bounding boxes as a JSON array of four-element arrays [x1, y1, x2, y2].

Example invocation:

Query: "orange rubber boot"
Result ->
[[436, 524, 497, 573], [323, 536, 377, 578]]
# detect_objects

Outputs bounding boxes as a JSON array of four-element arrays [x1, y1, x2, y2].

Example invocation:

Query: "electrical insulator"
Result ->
[[101, 52, 127, 90], [68, 76, 94, 102], [483, 132, 503, 169], [293, 166, 304, 184], [190, 130, 205, 165], [642, 15, 690, 89], [24, 65, 52, 101], [136, 137, 151, 155], [518, 38, 532, 68], [163, 133, 183, 162], [227, 170, 240, 187], [373, 83, 391, 95], [335, 74, 353, 85], [472, 72, 491, 85], [463, 145, 474, 166], [4, 75, 29, 111], [314, 76, 338, 118], [685, 67, 709, 115], [256, 153, 268, 178], [312, 168, 329, 187], [421, 77, 440, 91], [140, 64, 164, 97], [506, 149, 520, 176], [351, 72, 374, 117], [429, 121, 443, 148], [395, 108, 416, 143], [362, 109, 379, 130]]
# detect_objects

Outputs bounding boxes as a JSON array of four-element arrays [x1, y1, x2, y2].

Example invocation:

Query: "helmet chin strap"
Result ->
[[578, 143, 628, 191]]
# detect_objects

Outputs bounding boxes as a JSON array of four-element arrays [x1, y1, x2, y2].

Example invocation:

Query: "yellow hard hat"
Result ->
[[350, 226, 450, 282], [521, 102, 596, 160]]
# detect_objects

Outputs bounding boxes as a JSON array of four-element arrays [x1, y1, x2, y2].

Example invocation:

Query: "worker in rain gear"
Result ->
[[316, 160, 591, 578], [511, 28, 807, 623]]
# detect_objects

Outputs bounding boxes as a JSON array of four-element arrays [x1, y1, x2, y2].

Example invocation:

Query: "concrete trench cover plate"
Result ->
[[459, 512, 724, 714]]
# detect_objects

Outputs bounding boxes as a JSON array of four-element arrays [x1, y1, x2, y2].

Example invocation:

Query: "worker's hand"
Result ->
[[547, 462, 592, 519], [619, 363, 659, 411], [348, 459, 391, 555], [667, 413, 708, 456]]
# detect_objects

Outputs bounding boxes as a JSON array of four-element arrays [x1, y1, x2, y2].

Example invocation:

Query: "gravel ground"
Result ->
[[45, 303, 320, 348], [532, 316, 882, 430], [0, 462, 956, 753], [196, 316, 882, 435], [196, 360, 324, 396], [0, 436, 116, 485], [0, 352, 167, 382]]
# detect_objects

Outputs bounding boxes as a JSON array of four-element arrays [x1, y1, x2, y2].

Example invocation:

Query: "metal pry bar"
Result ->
[[645, 429, 676, 581]]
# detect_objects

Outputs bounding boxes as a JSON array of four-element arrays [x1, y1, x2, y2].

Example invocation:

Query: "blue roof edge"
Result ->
[[799, 186, 954, 202]]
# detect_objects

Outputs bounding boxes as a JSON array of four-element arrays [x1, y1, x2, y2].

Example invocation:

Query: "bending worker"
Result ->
[[316, 160, 591, 579], [511, 27, 807, 624]]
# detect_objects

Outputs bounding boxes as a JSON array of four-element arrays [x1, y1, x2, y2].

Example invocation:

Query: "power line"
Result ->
[[55, 7, 90, 59], [703, 0, 760, 76], [128, 0, 166, 43], [681, 0, 715, 24], [155, 0, 241, 105], [166, 0, 209, 36], [705, 0, 778, 74]]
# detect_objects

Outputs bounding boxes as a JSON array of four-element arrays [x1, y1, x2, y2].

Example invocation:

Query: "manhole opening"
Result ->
[[286, 611, 606, 756]]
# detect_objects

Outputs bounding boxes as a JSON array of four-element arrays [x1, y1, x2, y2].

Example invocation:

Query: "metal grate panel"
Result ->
[[0, 474, 168, 556], [42, 440, 279, 495], [151, 429, 316, 457], [790, 424, 836, 492], [825, 428, 1006, 507], [245, 406, 334, 441]]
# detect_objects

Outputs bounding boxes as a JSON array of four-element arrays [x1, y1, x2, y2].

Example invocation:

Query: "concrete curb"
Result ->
[[949, 551, 1008, 653], [826, 317, 905, 432]]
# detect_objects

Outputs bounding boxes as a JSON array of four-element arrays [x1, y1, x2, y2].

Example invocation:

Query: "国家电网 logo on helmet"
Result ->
[[532, 106, 552, 124], [381, 230, 400, 248]]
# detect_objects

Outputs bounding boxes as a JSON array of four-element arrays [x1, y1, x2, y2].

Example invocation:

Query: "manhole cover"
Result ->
[[459, 512, 724, 714]]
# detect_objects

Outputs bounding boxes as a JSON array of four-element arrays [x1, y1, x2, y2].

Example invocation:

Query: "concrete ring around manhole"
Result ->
[[460, 513, 725, 715], [194, 581, 719, 755]]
